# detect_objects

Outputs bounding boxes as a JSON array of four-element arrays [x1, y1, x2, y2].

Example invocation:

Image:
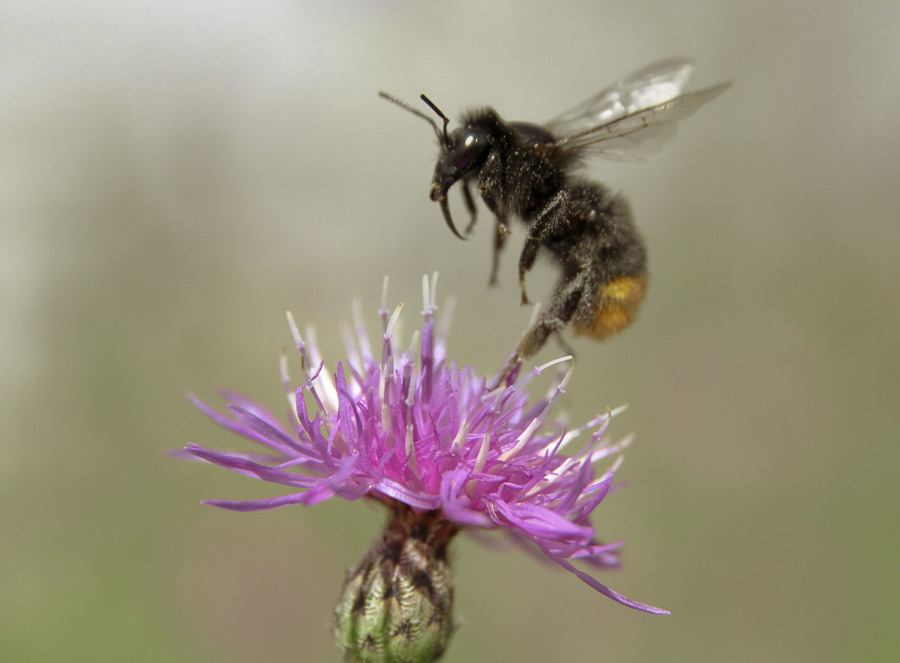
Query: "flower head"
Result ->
[[185, 275, 667, 616]]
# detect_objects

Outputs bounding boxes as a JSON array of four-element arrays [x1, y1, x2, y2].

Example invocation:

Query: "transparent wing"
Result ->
[[545, 58, 729, 161]]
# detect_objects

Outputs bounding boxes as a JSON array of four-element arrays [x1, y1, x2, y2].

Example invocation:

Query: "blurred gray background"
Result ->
[[2, 1, 897, 661]]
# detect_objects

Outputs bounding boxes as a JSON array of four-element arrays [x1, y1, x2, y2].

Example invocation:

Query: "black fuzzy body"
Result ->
[[431, 108, 648, 362]]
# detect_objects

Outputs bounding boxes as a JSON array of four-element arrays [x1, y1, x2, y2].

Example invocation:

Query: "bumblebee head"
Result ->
[[379, 91, 498, 240], [427, 124, 493, 238]]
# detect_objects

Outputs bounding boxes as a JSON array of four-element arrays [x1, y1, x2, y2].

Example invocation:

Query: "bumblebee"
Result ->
[[380, 59, 728, 371]]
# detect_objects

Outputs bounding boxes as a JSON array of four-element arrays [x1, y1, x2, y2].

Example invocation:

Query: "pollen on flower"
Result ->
[[184, 274, 668, 616]]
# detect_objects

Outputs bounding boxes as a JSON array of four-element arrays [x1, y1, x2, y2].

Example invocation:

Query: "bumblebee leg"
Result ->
[[461, 180, 478, 236], [518, 238, 539, 304], [515, 272, 584, 361], [493, 317, 555, 386], [489, 214, 510, 287], [493, 268, 586, 387], [517, 190, 570, 304], [514, 318, 556, 363], [495, 310, 568, 386]]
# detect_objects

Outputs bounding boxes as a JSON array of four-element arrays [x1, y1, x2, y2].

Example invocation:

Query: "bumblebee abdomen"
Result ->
[[574, 275, 647, 340]]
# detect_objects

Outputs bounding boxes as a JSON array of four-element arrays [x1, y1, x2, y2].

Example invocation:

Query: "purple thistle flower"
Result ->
[[185, 275, 667, 618]]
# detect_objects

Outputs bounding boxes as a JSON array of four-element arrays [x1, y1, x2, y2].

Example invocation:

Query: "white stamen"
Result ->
[[350, 297, 373, 361], [545, 403, 630, 455], [450, 420, 470, 453], [608, 453, 625, 474], [524, 431, 632, 500], [352, 296, 365, 331], [339, 322, 360, 374], [572, 454, 628, 507], [510, 353, 574, 391], [473, 430, 491, 474], [279, 349, 290, 384], [407, 330, 420, 363], [497, 355, 575, 459], [385, 303, 404, 338], [499, 418, 539, 462], [535, 355, 574, 377], [379, 306, 403, 434], [603, 433, 634, 458], [429, 272, 439, 309], [286, 311, 303, 349], [405, 423, 419, 477], [279, 351, 302, 426], [606, 403, 630, 418], [438, 295, 456, 334], [379, 365, 390, 433], [524, 451, 576, 498], [305, 325, 339, 414]]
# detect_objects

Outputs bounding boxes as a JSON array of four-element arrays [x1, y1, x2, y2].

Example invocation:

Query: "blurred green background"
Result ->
[[2, 1, 898, 661]]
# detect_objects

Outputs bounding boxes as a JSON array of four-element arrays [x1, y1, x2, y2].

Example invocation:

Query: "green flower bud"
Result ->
[[335, 503, 458, 663]]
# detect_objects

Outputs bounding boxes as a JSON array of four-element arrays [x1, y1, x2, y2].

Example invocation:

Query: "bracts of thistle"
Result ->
[[335, 503, 457, 663], [184, 275, 668, 663]]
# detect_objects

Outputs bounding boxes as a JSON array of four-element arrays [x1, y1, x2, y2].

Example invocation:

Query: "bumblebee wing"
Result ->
[[547, 58, 696, 133], [546, 58, 728, 161]]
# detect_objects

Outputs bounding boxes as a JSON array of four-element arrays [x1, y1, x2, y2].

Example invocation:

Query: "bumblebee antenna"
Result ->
[[418, 94, 451, 145], [378, 91, 451, 146]]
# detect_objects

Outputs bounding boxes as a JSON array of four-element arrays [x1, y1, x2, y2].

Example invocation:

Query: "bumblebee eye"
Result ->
[[452, 131, 486, 170]]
